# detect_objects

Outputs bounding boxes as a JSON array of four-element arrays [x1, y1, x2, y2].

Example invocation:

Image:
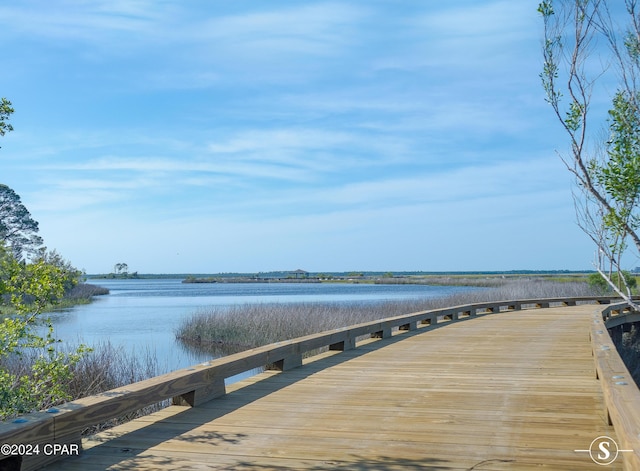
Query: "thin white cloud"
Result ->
[[195, 3, 365, 55], [0, 2, 365, 62], [317, 158, 563, 210], [207, 128, 408, 168], [415, 1, 535, 38], [28, 125, 410, 181], [154, 154, 567, 224], [27, 188, 126, 213], [207, 129, 355, 155], [0, 1, 169, 44], [373, 1, 539, 77], [44, 157, 313, 183]]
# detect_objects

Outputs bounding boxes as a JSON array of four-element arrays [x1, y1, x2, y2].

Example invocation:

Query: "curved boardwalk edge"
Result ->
[[592, 303, 640, 470], [1, 296, 639, 470]]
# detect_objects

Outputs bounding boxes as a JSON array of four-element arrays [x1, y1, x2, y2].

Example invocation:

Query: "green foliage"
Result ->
[[589, 91, 640, 256], [587, 271, 637, 294], [0, 244, 90, 420], [539, 2, 640, 300], [565, 100, 585, 132], [539, 1, 562, 106], [537, 0, 554, 17], [625, 30, 640, 63], [114, 262, 128, 275], [0, 184, 44, 259], [588, 272, 608, 293], [35, 248, 83, 293], [0, 97, 13, 144]]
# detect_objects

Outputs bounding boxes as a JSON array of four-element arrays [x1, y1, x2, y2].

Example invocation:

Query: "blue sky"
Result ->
[[0, 1, 604, 274]]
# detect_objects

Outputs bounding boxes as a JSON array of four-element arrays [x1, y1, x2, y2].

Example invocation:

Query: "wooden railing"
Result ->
[[591, 302, 640, 470], [0, 295, 638, 470]]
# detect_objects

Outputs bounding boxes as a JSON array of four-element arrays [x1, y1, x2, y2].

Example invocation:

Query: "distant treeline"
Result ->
[[183, 277, 321, 284], [88, 269, 604, 281]]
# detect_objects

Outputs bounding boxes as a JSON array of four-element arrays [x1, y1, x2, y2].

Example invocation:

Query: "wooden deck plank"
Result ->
[[44, 305, 623, 470]]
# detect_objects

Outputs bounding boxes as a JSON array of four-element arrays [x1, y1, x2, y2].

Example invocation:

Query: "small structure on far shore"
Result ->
[[290, 269, 309, 279]]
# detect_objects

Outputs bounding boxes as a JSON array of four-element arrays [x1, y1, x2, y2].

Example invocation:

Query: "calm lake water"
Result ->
[[47, 279, 477, 375]]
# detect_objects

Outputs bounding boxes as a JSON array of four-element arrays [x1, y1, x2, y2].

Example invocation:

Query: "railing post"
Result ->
[[371, 326, 392, 339], [329, 336, 356, 351], [273, 353, 303, 371], [459, 308, 473, 318], [173, 377, 226, 407], [399, 320, 418, 331], [420, 315, 435, 326], [442, 309, 458, 321], [0, 408, 81, 471]]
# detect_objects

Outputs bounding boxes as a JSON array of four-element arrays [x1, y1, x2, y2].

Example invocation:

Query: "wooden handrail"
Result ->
[[591, 303, 640, 471], [0, 295, 636, 470]]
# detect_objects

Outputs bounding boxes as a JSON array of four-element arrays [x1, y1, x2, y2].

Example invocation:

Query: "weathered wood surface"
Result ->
[[592, 306, 640, 470], [43, 305, 622, 470]]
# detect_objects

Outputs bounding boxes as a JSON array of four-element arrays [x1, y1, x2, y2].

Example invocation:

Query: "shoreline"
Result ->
[[180, 273, 592, 288]]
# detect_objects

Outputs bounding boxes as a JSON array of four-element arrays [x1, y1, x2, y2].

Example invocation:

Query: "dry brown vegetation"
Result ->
[[176, 278, 597, 354]]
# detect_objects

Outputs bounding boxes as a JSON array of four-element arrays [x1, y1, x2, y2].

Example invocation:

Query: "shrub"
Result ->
[[588, 271, 637, 294], [0, 245, 90, 420], [0, 341, 163, 433]]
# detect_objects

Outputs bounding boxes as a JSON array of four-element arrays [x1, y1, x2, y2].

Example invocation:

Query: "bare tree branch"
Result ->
[[539, 0, 640, 307]]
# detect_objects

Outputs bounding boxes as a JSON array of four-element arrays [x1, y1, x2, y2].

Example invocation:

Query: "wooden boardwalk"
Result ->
[[45, 305, 619, 470]]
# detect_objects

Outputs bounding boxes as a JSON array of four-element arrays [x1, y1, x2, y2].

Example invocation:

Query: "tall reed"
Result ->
[[176, 279, 598, 353], [68, 341, 167, 433]]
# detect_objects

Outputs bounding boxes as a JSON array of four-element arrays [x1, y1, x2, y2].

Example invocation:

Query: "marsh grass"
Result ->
[[68, 341, 168, 434], [63, 282, 110, 300], [176, 278, 598, 355], [1, 341, 166, 434], [375, 276, 508, 287]]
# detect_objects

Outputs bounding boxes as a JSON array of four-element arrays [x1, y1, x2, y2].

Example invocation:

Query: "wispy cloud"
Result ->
[[1, 1, 591, 271], [374, 1, 539, 78], [195, 3, 365, 55], [27, 124, 411, 182], [0, 1, 171, 45], [415, 1, 535, 39]]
